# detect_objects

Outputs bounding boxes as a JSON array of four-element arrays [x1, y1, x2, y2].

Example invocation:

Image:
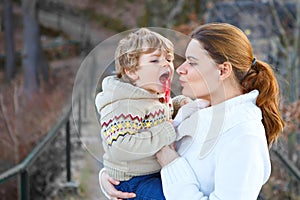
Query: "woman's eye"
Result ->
[[150, 60, 159, 63], [189, 62, 196, 66]]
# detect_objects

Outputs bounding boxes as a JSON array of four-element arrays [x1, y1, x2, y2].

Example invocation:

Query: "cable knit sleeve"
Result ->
[[101, 105, 176, 161]]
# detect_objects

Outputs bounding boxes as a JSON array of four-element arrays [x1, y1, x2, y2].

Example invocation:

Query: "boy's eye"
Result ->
[[166, 57, 173, 62], [166, 54, 174, 62]]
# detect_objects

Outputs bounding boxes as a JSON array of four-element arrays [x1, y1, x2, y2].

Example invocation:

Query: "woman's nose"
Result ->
[[176, 61, 186, 74]]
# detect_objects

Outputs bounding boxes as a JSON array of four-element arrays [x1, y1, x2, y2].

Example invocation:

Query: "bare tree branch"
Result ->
[[166, 0, 185, 26], [269, 0, 289, 50]]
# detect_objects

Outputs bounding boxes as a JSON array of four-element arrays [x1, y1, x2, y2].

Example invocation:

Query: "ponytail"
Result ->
[[241, 60, 284, 146]]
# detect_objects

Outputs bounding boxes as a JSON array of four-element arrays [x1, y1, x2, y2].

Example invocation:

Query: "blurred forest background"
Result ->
[[0, 0, 300, 199]]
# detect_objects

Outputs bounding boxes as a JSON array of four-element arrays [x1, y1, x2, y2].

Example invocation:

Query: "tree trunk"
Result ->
[[37, 44, 49, 82], [36, 2, 49, 83], [3, 0, 16, 81], [22, 0, 40, 94]]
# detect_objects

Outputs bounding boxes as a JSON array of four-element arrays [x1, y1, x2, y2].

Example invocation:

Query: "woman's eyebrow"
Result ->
[[187, 56, 198, 61]]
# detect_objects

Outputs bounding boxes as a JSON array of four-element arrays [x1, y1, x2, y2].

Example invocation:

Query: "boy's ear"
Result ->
[[125, 69, 139, 81], [218, 61, 232, 80]]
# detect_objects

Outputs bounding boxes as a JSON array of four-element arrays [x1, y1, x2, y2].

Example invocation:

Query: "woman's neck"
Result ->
[[210, 85, 243, 106]]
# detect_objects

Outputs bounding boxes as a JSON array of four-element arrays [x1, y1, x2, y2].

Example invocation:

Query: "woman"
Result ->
[[100, 23, 284, 200]]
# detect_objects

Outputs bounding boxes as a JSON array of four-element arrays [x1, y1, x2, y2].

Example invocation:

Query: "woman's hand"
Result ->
[[100, 170, 136, 199], [156, 144, 179, 167]]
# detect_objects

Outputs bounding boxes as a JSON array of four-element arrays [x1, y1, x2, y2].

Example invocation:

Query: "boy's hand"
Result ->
[[172, 95, 192, 118], [156, 144, 179, 167], [100, 170, 136, 199]]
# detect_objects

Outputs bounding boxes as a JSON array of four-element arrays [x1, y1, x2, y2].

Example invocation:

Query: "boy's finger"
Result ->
[[108, 177, 120, 185]]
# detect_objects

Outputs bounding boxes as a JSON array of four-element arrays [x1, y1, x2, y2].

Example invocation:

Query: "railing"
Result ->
[[0, 94, 84, 200], [271, 146, 300, 197], [272, 148, 300, 183]]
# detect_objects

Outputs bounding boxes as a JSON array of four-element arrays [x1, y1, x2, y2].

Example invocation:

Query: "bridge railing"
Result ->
[[0, 93, 85, 200]]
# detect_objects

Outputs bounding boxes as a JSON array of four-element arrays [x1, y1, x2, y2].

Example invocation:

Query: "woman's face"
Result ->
[[176, 39, 220, 101]]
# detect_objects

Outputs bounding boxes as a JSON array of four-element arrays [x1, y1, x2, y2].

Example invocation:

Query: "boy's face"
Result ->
[[132, 49, 174, 94]]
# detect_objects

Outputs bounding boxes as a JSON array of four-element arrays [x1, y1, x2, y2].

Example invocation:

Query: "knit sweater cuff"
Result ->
[[161, 157, 197, 185], [162, 121, 177, 144]]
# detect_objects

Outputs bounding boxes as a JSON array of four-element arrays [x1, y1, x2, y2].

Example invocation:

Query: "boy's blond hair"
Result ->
[[115, 28, 174, 82]]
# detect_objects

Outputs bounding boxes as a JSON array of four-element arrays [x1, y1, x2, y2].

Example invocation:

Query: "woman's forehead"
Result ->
[[186, 40, 208, 57]]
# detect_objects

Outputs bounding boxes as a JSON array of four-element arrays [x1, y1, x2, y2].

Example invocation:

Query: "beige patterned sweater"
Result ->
[[95, 76, 176, 181]]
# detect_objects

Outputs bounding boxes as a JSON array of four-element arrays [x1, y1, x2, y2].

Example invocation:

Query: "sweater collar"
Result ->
[[205, 90, 259, 113], [95, 76, 164, 112]]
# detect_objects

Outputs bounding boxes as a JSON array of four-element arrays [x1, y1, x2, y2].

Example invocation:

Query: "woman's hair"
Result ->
[[115, 28, 174, 82], [191, 22, 284, 146]]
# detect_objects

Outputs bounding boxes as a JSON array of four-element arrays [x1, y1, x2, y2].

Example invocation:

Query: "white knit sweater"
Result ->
[[161, 90, 271, 200]]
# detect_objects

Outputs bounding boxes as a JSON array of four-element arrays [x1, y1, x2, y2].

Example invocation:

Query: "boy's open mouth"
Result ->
[[159, 71, 170, 84]]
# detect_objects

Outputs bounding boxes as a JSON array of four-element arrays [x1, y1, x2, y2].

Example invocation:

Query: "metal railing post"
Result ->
[[20, 169, 29, 200], [66, 119, 71, 182]]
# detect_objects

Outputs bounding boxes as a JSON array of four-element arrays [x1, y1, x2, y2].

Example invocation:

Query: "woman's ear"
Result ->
[[218, 61, 232, 80], [125, 69, 139, 81]]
